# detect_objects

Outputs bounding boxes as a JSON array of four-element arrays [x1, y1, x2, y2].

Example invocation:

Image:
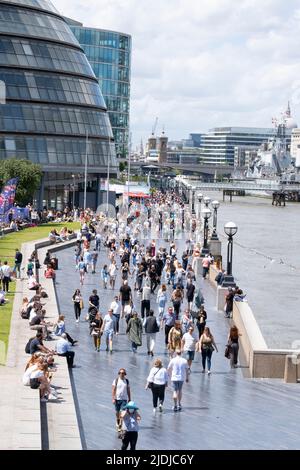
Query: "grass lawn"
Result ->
[[0, 222, 80, 363]]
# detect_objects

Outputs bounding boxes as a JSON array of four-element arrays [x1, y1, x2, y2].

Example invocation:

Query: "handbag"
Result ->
[[147, 368, 159, 389], [224, 344, 231, 359], [80, 299, 84, 309]]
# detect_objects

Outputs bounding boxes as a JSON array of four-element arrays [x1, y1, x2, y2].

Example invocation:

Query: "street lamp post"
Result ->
[[201, 207, 212, 256], [203, 196, 211, 208], [71, 174, 75, 210], [106, 136, 111, 216], [210, 200, 220, 240], [222, 221, 238, 287], [197, 193, 203, 219]]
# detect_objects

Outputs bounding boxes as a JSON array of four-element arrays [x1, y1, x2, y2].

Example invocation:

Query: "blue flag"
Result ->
[[0, 177, 19, 217]]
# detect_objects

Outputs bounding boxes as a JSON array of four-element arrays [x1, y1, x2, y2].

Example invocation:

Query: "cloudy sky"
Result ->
[[55, 0, 300, 147]]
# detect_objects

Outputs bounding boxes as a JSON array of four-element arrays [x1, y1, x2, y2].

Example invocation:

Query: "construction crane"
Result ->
[[151, 117, 158, 136]]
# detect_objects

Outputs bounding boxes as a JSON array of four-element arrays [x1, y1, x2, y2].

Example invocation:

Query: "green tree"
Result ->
[[119, 161, 127, 173], [0, 159, 42, 206]]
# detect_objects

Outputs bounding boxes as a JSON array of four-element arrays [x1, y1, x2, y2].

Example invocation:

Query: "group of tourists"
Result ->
[[59, 189, 242, 450], [13, 186, 243, 451]]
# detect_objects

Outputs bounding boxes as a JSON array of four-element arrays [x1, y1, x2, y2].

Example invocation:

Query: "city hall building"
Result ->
[[0, 0, 118, 209]]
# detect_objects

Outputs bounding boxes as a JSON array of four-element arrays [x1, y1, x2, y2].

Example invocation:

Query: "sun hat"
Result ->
[[124, 401, 139, 410]]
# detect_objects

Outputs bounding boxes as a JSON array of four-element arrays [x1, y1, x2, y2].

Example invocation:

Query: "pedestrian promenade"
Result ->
[[55, 244, 300, 450]]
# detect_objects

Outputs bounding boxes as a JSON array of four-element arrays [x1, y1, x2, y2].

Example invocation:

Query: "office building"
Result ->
[[199, 127, 285, 165], [68, 19, 131, 158], [0, 0, 117, 208]]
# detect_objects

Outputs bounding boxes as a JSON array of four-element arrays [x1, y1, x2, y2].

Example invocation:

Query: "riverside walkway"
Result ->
[[55, 244, 300, 450]]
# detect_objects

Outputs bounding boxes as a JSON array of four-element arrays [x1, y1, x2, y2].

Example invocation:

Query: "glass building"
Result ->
[[199, 127, 291, 165], [68, 19, 131, 158], [0, 0, 117, 208]]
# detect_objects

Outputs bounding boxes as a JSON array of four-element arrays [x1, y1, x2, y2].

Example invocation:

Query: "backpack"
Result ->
[[25, 337, 35, 354], [21, 304, 32, 320]]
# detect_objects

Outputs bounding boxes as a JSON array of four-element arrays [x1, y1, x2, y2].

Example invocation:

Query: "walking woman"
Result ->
[[171, 285, 183, 320], [77, 257, 86, 285], [108, 259, 118, 290], [72, 289, 83, 323], [196, 305, 207, 339], [156, 284, 167, 320], [120, 401, 141, 451], [227, 326, 241, 368], [168, 320, 183, 357], [198, 326, 218, 375], [126, 312, 143, 353], [90, 311, 103, 352], [145, 358, 168, 413], [101, 264, 109, 289]]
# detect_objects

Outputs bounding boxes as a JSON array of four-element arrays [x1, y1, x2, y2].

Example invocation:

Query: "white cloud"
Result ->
[[54, 0, 300, 146]]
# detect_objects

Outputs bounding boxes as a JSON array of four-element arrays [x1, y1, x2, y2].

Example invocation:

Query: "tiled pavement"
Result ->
[[54, 242, 300, 450]]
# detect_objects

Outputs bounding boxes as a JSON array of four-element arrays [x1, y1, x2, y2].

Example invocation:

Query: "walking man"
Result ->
[[14, 248, 23, 279], [143, 309, 159, 356], [167, 348, 189, 412], [101, 308, 114, 353]]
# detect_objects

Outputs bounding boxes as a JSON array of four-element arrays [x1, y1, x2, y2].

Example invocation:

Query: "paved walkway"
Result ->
[[55, 242, 300, 450]]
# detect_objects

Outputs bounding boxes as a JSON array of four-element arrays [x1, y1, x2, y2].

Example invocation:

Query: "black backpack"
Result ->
[[25, 337, 35, 354], [21, 305, 32, 320]]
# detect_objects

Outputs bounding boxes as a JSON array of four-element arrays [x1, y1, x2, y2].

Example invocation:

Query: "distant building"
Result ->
[[167, 148, 201, 165], [291, 128, 300, 160], [182, 133, 202, 148], [200, 127, 284, 166], [68, 19, 131, 158], [146, 132, 168, 163], [234, 146, 260, 168]]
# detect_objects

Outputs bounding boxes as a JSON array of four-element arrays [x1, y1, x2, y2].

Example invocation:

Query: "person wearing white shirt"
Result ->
[[101, 309, 114, 353], [145, 358, 168, 413], [110, 296, 121, 334], [1, 261, 11, 292], [181, 326, 197, 372], [167, 349, 189, 412]]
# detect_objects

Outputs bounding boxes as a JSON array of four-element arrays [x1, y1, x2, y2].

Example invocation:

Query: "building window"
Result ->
[[22, 44, 33, 55], [5, 138, 16, 151]]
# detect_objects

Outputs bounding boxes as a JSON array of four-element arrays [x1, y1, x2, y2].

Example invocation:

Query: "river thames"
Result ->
[[203, 191, 300, 349]]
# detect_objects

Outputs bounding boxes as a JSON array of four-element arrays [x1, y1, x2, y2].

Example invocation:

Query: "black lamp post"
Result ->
[[191, 187, 195, 214], [201, 207, 212, 256], [197, 193, 203, 219], [210, 200, 220, 240], [222, 221, 238, 287]]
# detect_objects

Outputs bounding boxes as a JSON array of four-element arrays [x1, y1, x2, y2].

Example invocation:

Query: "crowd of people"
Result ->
[[55, 189, 243, 450], [15, 188, 245, 450]]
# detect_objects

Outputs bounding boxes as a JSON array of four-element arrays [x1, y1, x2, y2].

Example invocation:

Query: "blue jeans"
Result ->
[[131, 342, 138, 352], [201, 348, 213, 371]]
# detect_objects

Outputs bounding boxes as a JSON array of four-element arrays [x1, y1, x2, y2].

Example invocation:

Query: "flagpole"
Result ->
[[83, 130, 88, 211], [106, 137, 110, 216], [127, 132, 132, 220]]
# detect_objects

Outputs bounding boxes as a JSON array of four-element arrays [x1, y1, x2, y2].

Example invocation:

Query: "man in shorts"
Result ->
[[112, 368, 131, 432], [181, 325, 197, 372], [167, 348, 189, 412]]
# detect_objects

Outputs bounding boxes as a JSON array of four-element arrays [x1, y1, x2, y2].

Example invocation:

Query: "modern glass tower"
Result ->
[[68, 19, 131, 158], [0, 0, 117, 208]]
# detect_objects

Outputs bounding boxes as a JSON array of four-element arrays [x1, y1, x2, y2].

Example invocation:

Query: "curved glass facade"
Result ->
[[0, 0, 117, 207], [70, 23, 131, 158], [0, 36, 94, 76]]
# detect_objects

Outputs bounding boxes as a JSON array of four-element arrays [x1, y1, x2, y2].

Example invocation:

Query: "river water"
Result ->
[[194, 191, 300, 349]]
